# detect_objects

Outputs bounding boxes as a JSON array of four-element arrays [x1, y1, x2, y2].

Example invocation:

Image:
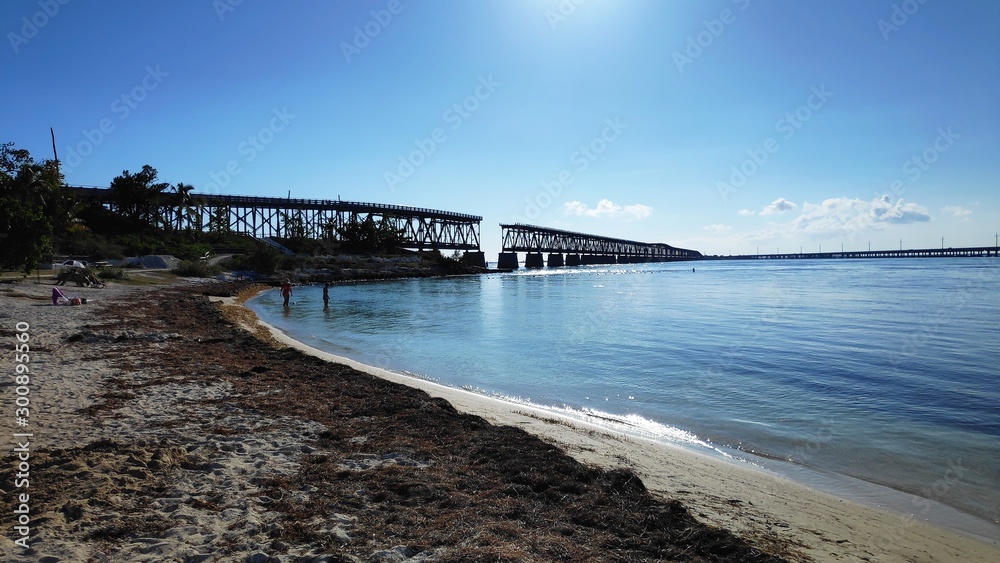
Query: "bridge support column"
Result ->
[[547, 253, 564, 267], [566, 254, 581, 266], [497, 252, 519, 269], [525, 252, 544, 268], [461, 251, 486, 269]]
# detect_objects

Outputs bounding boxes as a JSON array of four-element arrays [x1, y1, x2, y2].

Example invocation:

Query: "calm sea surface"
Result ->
[[248, 258, 1000, 539]]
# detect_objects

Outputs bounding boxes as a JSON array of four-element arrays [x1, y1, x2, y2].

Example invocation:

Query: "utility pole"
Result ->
[[900, 239, 902, 251], [50, 127, 61, 183], [942, 236, 944, 249]]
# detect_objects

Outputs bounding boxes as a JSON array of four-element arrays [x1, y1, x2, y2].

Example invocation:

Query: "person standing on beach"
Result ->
[[281, 280, 293, 307], [322, 282, 330, 309]]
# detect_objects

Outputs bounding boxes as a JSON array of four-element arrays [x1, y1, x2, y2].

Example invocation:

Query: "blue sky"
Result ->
[[3, 0, 998, 257]]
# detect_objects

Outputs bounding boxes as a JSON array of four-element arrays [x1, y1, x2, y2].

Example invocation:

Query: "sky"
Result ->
[[3, 0, 998, 258]]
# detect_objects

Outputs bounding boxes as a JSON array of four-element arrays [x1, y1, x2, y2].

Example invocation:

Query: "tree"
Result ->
[[170, 182, 204, 232], [108, 165, 170, 230], [0, 142, 67, 273], [282, 211, 307, 239], [335, 215, 405, 253], [209, 205, 231, 234]]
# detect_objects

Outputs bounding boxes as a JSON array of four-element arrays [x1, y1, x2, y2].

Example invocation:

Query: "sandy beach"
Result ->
[[1, 279, 997, 562]]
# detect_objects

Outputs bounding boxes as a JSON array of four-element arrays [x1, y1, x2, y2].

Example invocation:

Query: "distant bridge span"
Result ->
[[68, 187, 482, 252], [498, 223, 701, 268]]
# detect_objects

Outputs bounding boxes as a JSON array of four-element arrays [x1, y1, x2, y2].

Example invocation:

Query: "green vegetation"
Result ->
[[334, 216, 406, 254], [223, 245, 281, 274], [97, 267, 130, 281], [0, 143, 71, 273], [0, 139, 467, 277], [171, 260, 222, 278]]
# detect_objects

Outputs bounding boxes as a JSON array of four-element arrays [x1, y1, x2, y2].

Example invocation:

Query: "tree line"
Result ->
[[0, 142, 406, 275]]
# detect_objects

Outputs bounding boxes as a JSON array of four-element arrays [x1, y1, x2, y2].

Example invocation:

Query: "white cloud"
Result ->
[[869, 195, 931, 224], [563, 199, 652, 220], [737, 208, 755, 216], [760, 197, 798, 216], [942, 205, 973, 220], [703, 223, 732, 233], [741, 196, 930, 242]]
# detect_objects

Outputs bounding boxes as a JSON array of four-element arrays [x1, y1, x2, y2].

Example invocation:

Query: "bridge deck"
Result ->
[[703, 247, 1000, 260], [68, 187, 482, 251], [499, 223, 700, 259]]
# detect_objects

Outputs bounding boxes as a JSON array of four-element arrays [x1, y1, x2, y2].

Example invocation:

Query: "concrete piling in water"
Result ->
[[497, 252, 519, 269], [525, 253, 545, 268]]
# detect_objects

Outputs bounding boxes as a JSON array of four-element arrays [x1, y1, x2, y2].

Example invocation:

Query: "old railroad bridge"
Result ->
[[70, 186, 482, 251], [70, 187, 995, 267], [498, 223, 701, 268], [69, 187, 701, 268]]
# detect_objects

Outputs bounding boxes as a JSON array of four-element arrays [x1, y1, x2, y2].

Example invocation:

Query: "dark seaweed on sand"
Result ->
[[47, 282, 795, 561]]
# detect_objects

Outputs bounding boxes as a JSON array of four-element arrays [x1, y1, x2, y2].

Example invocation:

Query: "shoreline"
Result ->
[[1, 279, 997, 561], [2, 280, 793, 561], [240, 285, 1000, 562], [247, 283, 1000, 544]]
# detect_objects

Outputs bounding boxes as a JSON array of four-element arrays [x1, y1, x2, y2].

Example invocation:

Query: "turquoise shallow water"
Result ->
[[249, 258, 1000, 538]]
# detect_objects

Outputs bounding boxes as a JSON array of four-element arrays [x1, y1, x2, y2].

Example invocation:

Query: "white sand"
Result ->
[[0, 282, 329, 562]]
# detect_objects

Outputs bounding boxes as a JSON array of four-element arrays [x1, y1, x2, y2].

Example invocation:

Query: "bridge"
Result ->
[[68, 187, 483, 254], [703, 246, 1000, 260], [498, 223, 701, 268]]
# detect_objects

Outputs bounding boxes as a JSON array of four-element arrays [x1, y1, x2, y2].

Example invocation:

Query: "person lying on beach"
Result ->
[[52, 286, 68, 305]]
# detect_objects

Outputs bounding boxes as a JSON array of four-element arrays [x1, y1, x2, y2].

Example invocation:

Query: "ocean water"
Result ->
[[248, 258, 1000, 539]]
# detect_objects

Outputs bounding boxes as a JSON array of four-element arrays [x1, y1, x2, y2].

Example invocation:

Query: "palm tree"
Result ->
[[171, 182, 197, 231]]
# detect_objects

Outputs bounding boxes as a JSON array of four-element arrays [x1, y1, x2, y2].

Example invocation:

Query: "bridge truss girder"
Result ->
[[70, 188, 481, 251], [500, 223, 700, 260]]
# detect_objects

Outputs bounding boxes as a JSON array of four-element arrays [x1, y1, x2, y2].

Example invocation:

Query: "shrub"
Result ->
[[97, 267, 129, 280], [174, 242, 213, 261], [232, 245, 281, 274], [172, 260, 222, 278], [54, 232, 124, 261]]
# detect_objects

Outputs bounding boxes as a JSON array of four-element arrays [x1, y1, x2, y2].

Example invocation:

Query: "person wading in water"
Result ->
[[281, 280, 293, 307]]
